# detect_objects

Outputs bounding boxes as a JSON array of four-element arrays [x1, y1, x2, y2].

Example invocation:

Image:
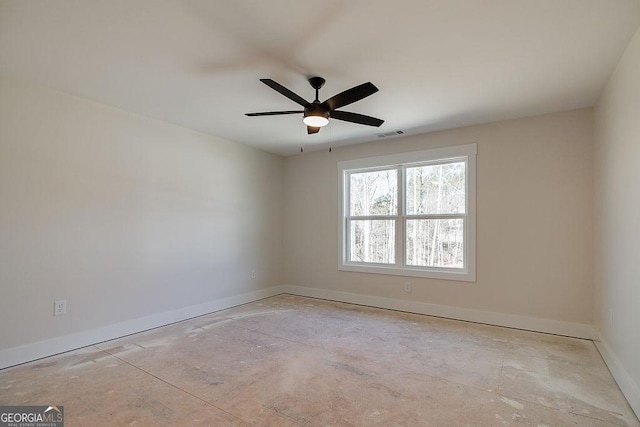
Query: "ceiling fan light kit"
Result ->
[[246, 76, 384, 135], [303, 107, 329, 127]]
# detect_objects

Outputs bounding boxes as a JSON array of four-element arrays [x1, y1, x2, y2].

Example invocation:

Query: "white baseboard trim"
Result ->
[[1, 285, 594, 370], [0, 286, 286, 370], [4, 285, 634, 419], [280, 285, 594, 339], [592, 329, 640, 419]]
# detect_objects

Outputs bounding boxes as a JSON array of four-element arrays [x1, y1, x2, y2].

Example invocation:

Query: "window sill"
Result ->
[[338, 263, 476, 282]]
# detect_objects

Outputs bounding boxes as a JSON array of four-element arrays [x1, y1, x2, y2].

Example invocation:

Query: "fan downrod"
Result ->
[[309, 77, 325, 102]]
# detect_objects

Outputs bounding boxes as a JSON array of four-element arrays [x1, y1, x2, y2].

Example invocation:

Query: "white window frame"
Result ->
[[338, 143, 476, 282]]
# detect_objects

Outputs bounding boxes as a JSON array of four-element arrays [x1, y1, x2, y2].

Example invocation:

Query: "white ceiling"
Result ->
[[1, 1, 639, 156]]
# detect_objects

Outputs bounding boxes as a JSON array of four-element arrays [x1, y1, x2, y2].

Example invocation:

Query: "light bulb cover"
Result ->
[[303, 115, 329, 127], [303, 106, 330, 127]]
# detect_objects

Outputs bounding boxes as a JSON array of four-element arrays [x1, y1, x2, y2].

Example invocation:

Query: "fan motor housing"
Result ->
[[304, 103, 329, 120]]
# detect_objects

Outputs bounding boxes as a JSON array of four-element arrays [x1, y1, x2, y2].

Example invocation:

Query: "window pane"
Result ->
[[406, 219, 464, 268], [349, 169, 397, 216], [349, 220, 395, 264], [406, 162, 465, 215]]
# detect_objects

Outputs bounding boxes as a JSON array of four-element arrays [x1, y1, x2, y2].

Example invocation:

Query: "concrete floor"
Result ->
[[1, 295, 638, 426]]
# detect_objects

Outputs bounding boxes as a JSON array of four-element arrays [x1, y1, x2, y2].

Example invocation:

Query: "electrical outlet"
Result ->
[[54, 300, 67, 316], [250, 269, 256, 279], [404, 282, 411, 292]]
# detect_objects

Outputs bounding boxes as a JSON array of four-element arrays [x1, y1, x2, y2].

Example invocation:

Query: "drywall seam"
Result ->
[[592, 328, 640, 419], [281, 285, 593, 339], [0, 286, 286, 370]]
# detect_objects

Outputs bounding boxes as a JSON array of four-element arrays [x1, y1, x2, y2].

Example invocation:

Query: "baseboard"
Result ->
[[592, 329, 640, 419], [0, 286, 286, 370], [280, 285, 594, 339], [4, 286, 634, 419]]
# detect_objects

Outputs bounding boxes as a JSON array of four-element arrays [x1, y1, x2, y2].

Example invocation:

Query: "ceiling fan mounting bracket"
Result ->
[[308, 76, 326, 90]]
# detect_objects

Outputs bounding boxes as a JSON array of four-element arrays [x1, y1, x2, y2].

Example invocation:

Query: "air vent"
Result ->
[[377, 130, 404, 138]]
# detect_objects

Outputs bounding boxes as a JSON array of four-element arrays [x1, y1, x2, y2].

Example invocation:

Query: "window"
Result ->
[[338, 144, 476, 281]]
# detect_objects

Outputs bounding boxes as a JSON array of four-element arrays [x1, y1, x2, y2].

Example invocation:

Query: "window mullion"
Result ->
[[405, 213, 467, 220], [346, 215, 395, 221], [396, 165, 404, 268]]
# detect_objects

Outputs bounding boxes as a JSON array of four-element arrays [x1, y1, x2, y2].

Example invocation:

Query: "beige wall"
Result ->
[[284, 108, 593, 324], [594, 27, 640, 413], [0, 76, 283, 352]]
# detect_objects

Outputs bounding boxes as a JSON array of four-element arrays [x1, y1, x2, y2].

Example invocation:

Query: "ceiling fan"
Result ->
[[246, 77, 384, 134]]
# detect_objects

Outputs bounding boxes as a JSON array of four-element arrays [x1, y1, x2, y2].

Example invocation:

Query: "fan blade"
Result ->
[[331, 110, 384, 127], [245, 111, 303, 116], [307, 126, 320, 134], [322, 82, 378, 111], [260, 79, 309, 107]]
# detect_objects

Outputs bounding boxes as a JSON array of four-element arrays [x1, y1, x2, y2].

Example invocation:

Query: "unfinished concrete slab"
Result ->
[[1, 295, 637, 426]]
